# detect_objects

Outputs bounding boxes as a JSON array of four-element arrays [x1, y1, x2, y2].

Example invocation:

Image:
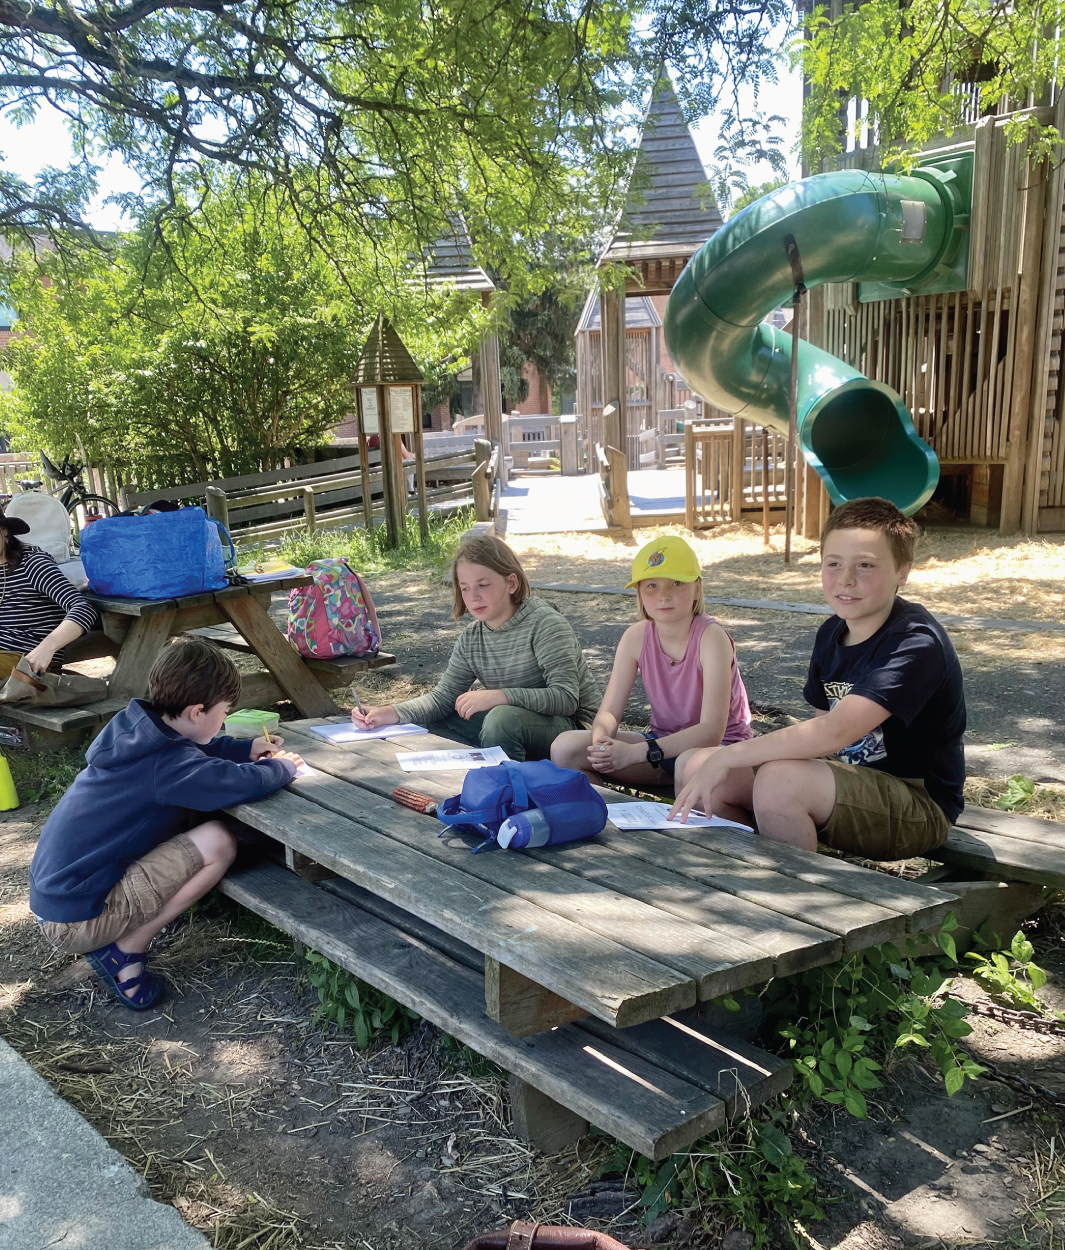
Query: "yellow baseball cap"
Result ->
[[626, 536, 702, 588]]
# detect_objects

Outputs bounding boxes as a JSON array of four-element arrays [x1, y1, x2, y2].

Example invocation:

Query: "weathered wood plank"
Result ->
[[577, 1014, 791, 1119], [107, 609, 177, 700], [590, 825, 905, 952], [486, 958, 588, 1037], [219, 858, 721, 1159], [934, 827, 1065, 889], [618, 808, 956, 932], [278, 733, 778, 998], [954, 805, 1065, 847], [509, 1077, 589, 1155], [225, 788, 693, 1027], [530, 839, 843, 975]]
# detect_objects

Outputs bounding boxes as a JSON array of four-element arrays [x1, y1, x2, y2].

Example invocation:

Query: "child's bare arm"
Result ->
[[591, 624, 642, 740], [651, 622, 732, 758], [670, 694, 890, 821]]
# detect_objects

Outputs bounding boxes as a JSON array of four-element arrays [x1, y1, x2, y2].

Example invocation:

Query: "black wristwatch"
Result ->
[[643, 732, 665, 767]]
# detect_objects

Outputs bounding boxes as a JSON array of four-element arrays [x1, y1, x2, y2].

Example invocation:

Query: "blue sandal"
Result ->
[[85, 942, 164, 1011]]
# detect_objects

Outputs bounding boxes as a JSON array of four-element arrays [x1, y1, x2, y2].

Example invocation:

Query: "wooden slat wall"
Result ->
[[816, 118, 1026, 470], [1038, 156, 1065, 514]]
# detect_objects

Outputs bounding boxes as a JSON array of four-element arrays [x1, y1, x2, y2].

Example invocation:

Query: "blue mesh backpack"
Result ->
[[436, 760, 607, 852]]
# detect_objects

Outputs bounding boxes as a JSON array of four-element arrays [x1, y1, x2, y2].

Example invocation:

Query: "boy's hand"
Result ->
[[351, 704, 399, 729], [669, 752, 732, 823], [249, 735, 284, 760], [267, 749, 304, 767]]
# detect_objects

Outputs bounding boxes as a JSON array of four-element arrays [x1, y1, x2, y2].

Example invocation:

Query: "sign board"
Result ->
[[389, 387, 415, 434], [359, 388, 379, 434]]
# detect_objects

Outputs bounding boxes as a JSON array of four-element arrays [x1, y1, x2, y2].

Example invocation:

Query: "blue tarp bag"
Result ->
[[81, 507, 228, 600], [436, 759, 607, 852]]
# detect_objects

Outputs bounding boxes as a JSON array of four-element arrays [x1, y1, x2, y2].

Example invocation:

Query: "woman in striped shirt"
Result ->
[[0, 514, 96, 674]]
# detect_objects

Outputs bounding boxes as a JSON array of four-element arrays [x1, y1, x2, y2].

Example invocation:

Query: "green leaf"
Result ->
[[1029, 963, 1048, 990], [939, 911, 958, 933], [939, 933, 957, 964], [1011, 932, 1035, 964], [944, 1066, 966, 1096], [807, 1072, 824, 1097], [721, 993, 741, 1012], [996, 776, 1036, 811], [758, 1125, 793, 1168], [844, 1089, 868, 1119], [835, 1051, 852, 1078]]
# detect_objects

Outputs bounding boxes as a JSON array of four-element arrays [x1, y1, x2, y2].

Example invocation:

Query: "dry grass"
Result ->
[[507, 522, 1065, 623], [965, 776, 1065, 822]]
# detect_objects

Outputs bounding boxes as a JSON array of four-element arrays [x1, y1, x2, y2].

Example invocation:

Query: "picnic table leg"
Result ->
[[108, 610, 177, 701], [485, 957, 587, 1038], [219, 595, 338, 718], [509, 1075, 589, 1154]]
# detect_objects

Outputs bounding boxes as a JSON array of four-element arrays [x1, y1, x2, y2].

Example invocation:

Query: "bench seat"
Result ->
[[219, 856, 791, 1160], [933, 805, 1065, 889]]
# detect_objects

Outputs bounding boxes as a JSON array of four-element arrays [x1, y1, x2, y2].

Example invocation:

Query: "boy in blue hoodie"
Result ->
[[30, 637, 302, 1010]]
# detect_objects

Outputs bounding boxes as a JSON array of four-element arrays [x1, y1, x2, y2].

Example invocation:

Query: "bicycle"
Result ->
[[15, 450, 122, 548]]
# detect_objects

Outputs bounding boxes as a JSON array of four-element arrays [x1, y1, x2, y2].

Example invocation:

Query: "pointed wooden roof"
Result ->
[[353, 313, 424, 385], [600, 76, 723, 292], [575, 290, 661, 333], [422, 213, 495, 292]]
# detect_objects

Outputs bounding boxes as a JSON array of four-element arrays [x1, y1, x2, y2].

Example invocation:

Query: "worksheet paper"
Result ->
[[310, 722, 428, 743], [294, 762, 316, 779], [607, 801, 753, 833], [397, 745, 509, 772]]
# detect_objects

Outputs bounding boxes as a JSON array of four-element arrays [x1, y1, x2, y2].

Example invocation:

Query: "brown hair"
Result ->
[[450, 534, 530, 620], [820, 497, 918, 569], [636, 576, 705, 620], [0, 529, 26, 570], [147, 638, 242, 718]]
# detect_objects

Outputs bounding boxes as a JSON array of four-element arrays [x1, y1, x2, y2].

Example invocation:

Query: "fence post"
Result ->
[[472, 438, 492, 521], [559, 416, 579, 476], [303, 485, 317, 535], [205, 485, 229, 531]]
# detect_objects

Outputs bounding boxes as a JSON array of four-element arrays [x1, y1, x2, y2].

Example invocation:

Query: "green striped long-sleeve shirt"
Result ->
[[392, 597, 601, 727]]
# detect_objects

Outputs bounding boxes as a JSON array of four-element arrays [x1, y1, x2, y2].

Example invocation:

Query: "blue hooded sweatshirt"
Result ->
[[29, 699, 297, 923]]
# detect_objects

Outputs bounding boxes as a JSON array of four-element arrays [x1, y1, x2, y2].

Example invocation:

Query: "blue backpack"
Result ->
[[437, 759, 607, 852]]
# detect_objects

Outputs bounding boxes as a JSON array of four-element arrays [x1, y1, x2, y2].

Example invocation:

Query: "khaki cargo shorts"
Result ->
[[820, 759, 952, 861], [38, 833, 204, 955]]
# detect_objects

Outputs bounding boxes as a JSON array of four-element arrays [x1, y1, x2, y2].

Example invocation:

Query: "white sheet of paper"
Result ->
[[397, 745, 509, 772], [389, 387, 415, 433], [294, 762, 315, 778], [360, 387, 380, 434], [607, 801, 753, 833], [310, 722, 428, 743]]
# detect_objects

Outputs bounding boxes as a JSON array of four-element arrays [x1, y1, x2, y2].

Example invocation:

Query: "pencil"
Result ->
[[350, 685, 366, 715]]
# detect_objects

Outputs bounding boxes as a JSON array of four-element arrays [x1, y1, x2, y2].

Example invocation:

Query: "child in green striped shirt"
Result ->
[[352, 535, 600, 760]]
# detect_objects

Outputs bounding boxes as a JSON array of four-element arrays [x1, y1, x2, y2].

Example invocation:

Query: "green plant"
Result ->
[[240, 507, 475, 573], [600, 1113, 823, 1247], [763, 913, 984, 1115], [303, 948, 419, 1048], [6, 748, 82, 807], [996, 775, 1037, 811], [966, 929, 1059, 1016]]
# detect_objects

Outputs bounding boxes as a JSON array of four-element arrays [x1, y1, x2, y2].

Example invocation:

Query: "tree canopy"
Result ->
[[0, 0, 794, 266], [800, 0, 1065, 170]]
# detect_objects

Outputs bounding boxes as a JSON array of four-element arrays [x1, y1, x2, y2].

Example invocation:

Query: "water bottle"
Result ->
[[497, 809, 552, 850]]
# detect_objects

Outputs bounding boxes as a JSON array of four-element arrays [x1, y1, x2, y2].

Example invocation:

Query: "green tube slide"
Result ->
[[664, 168, 971, 514]]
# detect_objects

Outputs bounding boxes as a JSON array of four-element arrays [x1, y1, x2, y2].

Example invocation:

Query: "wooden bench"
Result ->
[[219, 854, 792, 1159], [934, 805, 1065, 888]]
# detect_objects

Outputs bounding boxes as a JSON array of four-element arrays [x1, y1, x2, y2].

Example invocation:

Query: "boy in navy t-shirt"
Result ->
[[671, 498, 965, 859]]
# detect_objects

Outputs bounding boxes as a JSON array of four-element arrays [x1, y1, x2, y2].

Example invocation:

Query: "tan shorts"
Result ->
[[38, 833, 205, 954], [820, 759, 952, 861]]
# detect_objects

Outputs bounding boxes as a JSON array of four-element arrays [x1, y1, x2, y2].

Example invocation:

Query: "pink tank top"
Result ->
[[639, 614, 753, 743]]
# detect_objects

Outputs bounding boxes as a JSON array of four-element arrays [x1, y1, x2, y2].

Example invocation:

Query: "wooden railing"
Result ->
[[596, 441, 631, 528], [685, 422, 738, 528]]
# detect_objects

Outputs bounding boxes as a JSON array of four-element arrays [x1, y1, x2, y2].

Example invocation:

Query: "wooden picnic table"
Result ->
[[85, 575, 342, 718], [227, 717, 960, 1036]]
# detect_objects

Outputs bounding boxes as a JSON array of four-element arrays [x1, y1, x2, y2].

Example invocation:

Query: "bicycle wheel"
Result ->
[[67, 493, 122, 549]]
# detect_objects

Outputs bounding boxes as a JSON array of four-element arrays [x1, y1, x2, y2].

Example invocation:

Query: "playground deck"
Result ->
[[500, 469, 686, 534]]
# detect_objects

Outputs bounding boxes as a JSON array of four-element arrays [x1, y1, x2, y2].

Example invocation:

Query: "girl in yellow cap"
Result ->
[[551, 535, 752, 804]]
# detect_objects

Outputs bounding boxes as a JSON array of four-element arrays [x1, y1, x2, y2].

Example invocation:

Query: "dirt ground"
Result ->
[[3, 520, 1065, 1250]]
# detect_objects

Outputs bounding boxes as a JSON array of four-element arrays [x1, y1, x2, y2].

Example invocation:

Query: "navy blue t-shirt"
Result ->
[[803, 597, 967, 822]]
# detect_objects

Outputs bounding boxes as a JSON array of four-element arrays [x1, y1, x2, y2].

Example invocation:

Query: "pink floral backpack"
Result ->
[[287, 559, 381, 659]]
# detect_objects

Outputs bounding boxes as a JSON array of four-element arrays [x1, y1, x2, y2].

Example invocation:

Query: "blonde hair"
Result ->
[[451, 535, 531, 620], [636, 576, 705, 620]]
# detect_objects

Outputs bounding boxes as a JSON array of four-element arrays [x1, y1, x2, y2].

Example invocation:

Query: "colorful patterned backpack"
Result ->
[[286, 559, 381, 659]]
